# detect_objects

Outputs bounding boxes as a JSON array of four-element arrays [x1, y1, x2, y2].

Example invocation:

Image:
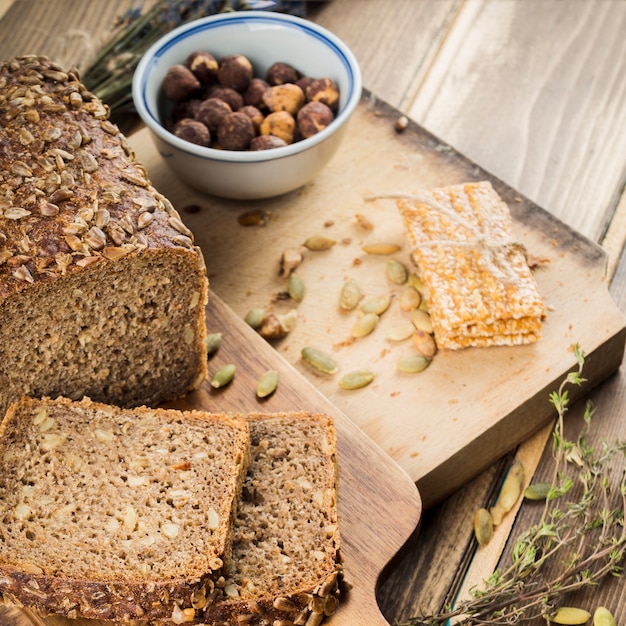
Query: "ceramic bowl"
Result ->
[[132, 11, 362, 200]]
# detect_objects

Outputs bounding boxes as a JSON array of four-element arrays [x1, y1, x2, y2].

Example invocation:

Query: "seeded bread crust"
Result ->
[[192, 412, 344, 626], [0, 396, 251, 623], [0, 55, 208, 416]]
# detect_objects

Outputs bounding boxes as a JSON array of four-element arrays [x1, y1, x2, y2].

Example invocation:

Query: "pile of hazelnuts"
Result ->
[[161, 51, 340, 151]]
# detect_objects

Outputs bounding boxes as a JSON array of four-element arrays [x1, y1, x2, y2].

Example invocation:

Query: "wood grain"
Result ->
[[130, 92, 626, 508]]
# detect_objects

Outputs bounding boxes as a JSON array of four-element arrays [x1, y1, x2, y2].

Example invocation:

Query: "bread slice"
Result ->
[[0, 55, 208, 417], [198, 412, 343, 626], [0, 395, 251, 622]]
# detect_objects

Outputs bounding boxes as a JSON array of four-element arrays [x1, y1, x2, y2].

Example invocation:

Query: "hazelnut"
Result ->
[[186, 51, 218, 84], [238, 105, 264, 133], [297, 101, 334, 138], [266, 62, 300, 85], [262, 83, 305, 116], [217, 112, 255, 150], [259, 111, 296, 144], [162, 64, 201, 102], [244, 77, 270, 108], [195, 98, 232, 132], [250, 135, 288, 151], [204, 85, 244, 111], [173, 118, 211, 146], [171, 98, 203, 124], [218, 54, 253, 92], [305, 77, 340, 112]]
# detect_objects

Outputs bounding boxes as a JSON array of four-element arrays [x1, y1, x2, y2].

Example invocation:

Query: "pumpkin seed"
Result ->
[[412, 331, 437, 358], [210, 364, 236, 388], [548, 607, 592, 625], [411, 309, 434, 334], [490, 503, 506, 526], [385, 259, 408, 284], [339, 370, 374, 390], [473, 508, 493, 546], [304, 236, 336, 251], [339, 278, 362, 310], [359, 295, 390, 316], [593, 608, 616, 626], [256, 370, 279, 398], [287, 273, 305, 302], [352, 313, 379, 338], [397, 354, 431, 373], [386, 321, 415, 342], [400, 285, 421, 311], [301, 347, 338, 375], [407, 273, 426, 294], [244, 308, 266, 329], [361, 242, 402, 255], [496, 459, 525, 513], [524, 482, 552, 501], [204, 332, 222, 356]]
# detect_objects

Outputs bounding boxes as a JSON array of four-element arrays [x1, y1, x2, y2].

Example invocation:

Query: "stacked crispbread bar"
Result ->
[[397, 181, 545, 349]]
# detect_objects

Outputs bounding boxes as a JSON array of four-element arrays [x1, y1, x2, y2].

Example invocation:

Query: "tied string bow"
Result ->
[[365, 192, 527, 286]]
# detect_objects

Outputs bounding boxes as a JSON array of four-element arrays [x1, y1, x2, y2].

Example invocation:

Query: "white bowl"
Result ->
[[132, 11, 362, 200]]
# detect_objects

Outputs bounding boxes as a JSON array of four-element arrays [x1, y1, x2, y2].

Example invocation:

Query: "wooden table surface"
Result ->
[[0, 1, 625, 624]]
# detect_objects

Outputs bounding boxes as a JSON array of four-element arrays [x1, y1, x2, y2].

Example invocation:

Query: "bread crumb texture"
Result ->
[[0, 396, 251, 622], [0, 55, 208, 416]]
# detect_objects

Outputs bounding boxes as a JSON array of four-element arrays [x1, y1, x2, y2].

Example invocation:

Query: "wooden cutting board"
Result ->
[[131, 91, 626, 509], [0, 294, 421, 626]]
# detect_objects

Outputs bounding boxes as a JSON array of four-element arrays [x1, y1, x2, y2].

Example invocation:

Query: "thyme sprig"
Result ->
[[404, 346, 626, 626]]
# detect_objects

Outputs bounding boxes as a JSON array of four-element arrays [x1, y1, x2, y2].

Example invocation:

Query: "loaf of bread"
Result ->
[[198, 411, 344, 626], [0, 55, 208, 417], [0, 395, 251, 622]]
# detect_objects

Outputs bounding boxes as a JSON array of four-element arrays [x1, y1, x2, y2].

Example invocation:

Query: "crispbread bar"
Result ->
[[397, 181, 545, 349]]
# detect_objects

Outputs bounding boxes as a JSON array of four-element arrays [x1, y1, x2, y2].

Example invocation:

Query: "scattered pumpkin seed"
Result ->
[[301, 347, 338, 375], [386, 321, 415, 342], [361, 242, 402, 255], [352, 313, 379, 338], [473, 507, 494, 546], [593, 608, 616, 626], [496, 459, 525, 513], [407, 273, 426, 294], [339, 278, 362, 310], [256, 369, 279, 398], [524, 482, 552, 501], [412, 330, 437, 358], [287, 273, 305, 302], [411, 309, 434, 334], [397, 354, 431, 373], [385, 259, 408, 284], [304, 235, 336, 251], [244, 307, 266, 329], [359, 295, 390, 316], [400, 285, 421, 311], [204, 332, 222, 356], [489, 503, 506, 526], [339, 370, 374, 390], [547, 607, 592, 625], [210, 364, 236, 388]]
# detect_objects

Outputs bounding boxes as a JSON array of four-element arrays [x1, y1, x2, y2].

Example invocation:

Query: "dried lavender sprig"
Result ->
[[81, 0, 306, 120]]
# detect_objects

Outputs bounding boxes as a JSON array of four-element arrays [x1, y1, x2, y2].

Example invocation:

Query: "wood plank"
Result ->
[[0, 293, 422, 626], [404, 0, 626, 244], [130, 92, 625, 508]]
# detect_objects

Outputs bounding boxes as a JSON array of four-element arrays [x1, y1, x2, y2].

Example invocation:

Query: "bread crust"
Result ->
[[0, 55, 208, 414]]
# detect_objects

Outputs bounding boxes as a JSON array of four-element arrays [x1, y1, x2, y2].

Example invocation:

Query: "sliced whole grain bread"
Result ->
[[195, 411, 343, 626], [0, 396, 251, 623]]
